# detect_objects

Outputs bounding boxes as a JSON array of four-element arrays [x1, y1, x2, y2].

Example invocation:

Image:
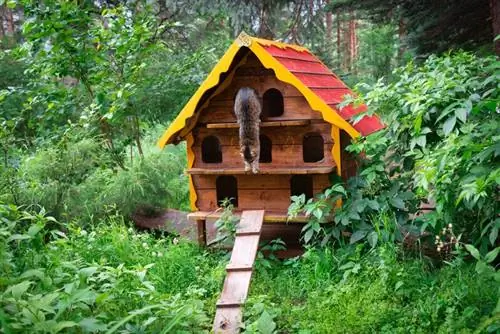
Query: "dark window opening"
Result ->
[[216, 176, 238, 207], [290, 175, 313, 200], [303, 132, 324, 162], [259, 135, 272, 163], [262, 88, 284, 118], [202, 136, 222, 163]]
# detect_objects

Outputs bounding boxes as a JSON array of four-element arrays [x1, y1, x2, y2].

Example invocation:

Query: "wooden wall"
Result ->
[[190, 52, 350, 212], [193, 174, 331, 211]]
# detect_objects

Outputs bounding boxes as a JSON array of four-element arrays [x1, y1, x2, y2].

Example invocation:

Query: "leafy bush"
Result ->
[[290, 52, 499, 251], [13, 125, 189, 223], [0, 203, 224, 333], [248, 245, 499, 333]]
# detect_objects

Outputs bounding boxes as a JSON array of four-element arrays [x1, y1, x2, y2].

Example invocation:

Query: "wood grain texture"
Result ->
[[192, 143, 335, 169], [213, 210, 264, 334], [188, 166, 335, 175], [193, 122, 334, 146], [206, 120, 310, 129], [192, 174, 331, 190]]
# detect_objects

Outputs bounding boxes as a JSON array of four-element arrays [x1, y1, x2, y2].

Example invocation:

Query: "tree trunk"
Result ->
[[0, 5, 5, 39], [490, 0, 500, 55], [398, 18, 407, 58], [5, 7, 14, 35], [325, 0, 332, 41], [336, 9, 341, 68]]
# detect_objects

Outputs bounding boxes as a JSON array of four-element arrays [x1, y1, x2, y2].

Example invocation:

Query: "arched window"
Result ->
[[201, 136, 222, 163], [290, 175, 313, 200], [216, 176, 238, 207], [259, 135, 272, 163], [262, 88, 284, 118], [303, 132, 324, 162]]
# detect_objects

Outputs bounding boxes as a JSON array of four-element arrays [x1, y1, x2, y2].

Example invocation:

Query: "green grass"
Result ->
[[1, 206, 498, 333]]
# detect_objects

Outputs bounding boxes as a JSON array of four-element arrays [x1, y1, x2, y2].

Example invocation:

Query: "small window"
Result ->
[[216, 176, 238, 207], [262, 88, 284, 118], [202, 136, 222, 163], [290, 175, 313, 200], [303, 132, 324, 162], [259, 135, 272, 163]]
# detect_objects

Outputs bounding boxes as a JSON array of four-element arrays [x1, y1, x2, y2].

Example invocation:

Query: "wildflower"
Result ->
[[447, 223, 452, 229], [157, 252, 163, 257], [173, 238, 179, 245], [142, 242, 149, 249], [152, 251, 156, 257]]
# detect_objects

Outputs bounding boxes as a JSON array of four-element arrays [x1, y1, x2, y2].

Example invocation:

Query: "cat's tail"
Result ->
[[243, 145, 252, 161]]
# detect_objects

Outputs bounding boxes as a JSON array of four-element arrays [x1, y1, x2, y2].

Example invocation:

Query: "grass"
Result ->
[[0, 205, 498, 333]]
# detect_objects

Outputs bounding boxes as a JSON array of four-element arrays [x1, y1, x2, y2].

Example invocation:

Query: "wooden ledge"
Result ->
[[188, 210, 309, 223], [206, 120, 310, 129], [187, 166, 335, 175]]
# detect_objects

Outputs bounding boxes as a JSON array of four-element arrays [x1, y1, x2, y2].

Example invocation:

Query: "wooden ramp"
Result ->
[[213, 210, 265, 333]]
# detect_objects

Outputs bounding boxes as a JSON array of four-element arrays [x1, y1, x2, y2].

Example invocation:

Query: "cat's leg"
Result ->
[[251, 158, 259, 174], [244, 160, 251, 172]]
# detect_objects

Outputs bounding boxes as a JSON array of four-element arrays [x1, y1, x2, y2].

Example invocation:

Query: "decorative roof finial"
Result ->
[[236, 31, 252, 47]]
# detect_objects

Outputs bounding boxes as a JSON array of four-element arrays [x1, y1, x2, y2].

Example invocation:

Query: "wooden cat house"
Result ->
[[158, 32, 384, 249]]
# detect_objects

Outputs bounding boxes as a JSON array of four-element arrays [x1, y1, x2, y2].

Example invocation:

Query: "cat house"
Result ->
[[158, 32, 384, 248]]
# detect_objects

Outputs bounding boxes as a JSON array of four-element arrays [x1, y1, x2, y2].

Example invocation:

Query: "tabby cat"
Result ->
[[234, 87, 261, 174]]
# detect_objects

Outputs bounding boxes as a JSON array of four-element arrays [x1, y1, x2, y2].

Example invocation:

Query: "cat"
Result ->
[[234, 87, 261, 174]]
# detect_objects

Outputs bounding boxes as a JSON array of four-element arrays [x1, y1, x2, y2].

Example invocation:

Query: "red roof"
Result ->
[[260, 44, 384, 136]]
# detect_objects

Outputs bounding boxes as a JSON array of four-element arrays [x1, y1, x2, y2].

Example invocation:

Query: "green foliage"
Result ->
[[291, 52, 499, 250], [248, 245, 499, 333], [12, 126, 189, 222], [0, 203, 224, 333]]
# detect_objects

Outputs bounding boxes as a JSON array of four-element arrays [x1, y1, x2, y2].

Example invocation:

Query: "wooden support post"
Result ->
[[196, 219, 207, 246]]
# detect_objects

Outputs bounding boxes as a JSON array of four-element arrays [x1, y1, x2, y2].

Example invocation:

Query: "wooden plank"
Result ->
[[192, 143, 334, 169], [217, 270, 253, 306], [188, 166, 335, 175], [196, 219, 207, 246], [198, 96, 322, 123], [236, 210, 264, 235], [228, 235, 260, 267], [206, 120, 310, 129], [188, 210, 310, 223], [213, 306, 241, 333], [193, 122, 334, 146], [213, 209, 264, 333]]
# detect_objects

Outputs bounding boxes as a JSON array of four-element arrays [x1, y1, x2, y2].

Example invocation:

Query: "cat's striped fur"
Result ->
[[234, 87, 261, 173]]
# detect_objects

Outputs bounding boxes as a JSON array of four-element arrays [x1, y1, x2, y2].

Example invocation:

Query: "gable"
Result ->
[[157, 33, 384, 148]]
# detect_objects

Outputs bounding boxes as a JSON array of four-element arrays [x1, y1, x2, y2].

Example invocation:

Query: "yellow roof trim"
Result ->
[[157, 34, 360, 148], [252, 37, 310, 53], [157, 41, 241, 148]]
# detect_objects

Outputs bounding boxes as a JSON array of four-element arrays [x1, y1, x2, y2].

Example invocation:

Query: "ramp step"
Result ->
[[226, 264, 253, 272], [213, 210, 265, 333]]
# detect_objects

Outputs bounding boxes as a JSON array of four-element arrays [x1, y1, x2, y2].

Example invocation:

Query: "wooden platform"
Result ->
[[188, 210, 308, 224], [187, 166, 335, 175], [206, 120, 310, 129], [213, 210, 265, 333]]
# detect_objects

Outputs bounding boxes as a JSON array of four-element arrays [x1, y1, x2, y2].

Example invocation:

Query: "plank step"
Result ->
[[217, 299, 245, 307], [226, 264, 253, 272]]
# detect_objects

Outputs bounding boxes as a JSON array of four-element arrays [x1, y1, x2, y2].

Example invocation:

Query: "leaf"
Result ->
[[257, 311, 276, 334], [79, 318, 108, 332], [79, 267, 98, 277], [8, 280, 32, 299], [455, 108, 467, 123], [389, 197, 406, 210], [465, 244, 481, 260], [350, 230, 367, 244], [367, 231, 378, 248], [54, 321, 78, 333], [489, 227, 498, 246], [7, 234, 31, 242], [27, 223, 43, 237], [443, 116, 456, 136], [484, 247, 499, 264], [395, 281, 404, 291], [304, 228, 314, 244], [415, 135, 426, 148]]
